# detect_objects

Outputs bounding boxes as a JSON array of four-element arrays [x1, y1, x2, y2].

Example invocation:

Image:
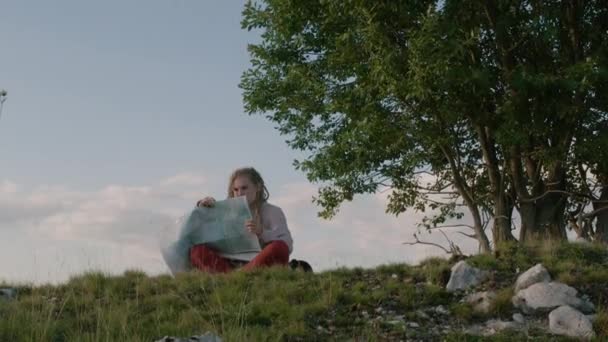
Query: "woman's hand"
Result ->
[[245, 219, 262, 236], [196, 197, 216, 208]]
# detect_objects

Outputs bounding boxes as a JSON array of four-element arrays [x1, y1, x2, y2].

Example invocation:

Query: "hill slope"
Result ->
[[1, 241, 607, 341]]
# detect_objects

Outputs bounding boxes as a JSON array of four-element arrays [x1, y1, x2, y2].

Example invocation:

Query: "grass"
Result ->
[[0, 241, 607, 341]]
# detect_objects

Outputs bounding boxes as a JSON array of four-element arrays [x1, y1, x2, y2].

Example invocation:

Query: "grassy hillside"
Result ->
[[1, 241, 607, 341]]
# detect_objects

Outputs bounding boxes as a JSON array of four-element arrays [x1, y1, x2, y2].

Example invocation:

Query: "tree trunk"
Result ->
[[492, 192, 515, 243], [519, 196, 567, 241], [593, 184, 608, 243], [439, 143, 492, 253], [534, 193, 568, 240], [468, 201, 492, 253], [510, 146, 568, 242], [519, 202, 538, 241], [474, 124, 515, 243]]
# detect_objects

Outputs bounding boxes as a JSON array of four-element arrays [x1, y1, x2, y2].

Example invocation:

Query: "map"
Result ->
[[161, 196, 261, 275]]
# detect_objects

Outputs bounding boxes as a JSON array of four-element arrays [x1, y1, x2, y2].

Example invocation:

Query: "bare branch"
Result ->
[[403, 230, 464, 256], [456, 231, 478, 239], [425, 198, 466, 207], [413, 170, 434, 176], [415, 184, 459, 194], [438, 229, 464, 256], [428, 224, 475, 230], [403, 234, 451, 254], [521, 189, 608, 203]]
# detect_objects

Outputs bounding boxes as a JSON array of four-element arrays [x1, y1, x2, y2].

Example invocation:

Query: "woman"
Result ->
[[190, 167, 293, 273]]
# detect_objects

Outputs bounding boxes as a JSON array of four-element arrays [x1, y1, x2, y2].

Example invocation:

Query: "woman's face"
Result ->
[[232, 175, 259, 206]]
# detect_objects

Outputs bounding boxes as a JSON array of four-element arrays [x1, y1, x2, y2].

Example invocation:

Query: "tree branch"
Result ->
[[521, 189, 607, 203], [403, 231, 463, 256], [428, 224, 475, 230], [403, 235, 451, 254]]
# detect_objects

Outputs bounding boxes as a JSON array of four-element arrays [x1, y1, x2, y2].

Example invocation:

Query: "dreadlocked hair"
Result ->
[[227, 167, 269, 224]]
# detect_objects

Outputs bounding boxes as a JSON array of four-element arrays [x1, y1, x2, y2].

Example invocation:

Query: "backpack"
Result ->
[[289, 259, 313, 273]]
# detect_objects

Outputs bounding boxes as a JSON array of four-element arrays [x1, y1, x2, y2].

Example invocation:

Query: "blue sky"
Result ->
[[0, 1, 476, 284]]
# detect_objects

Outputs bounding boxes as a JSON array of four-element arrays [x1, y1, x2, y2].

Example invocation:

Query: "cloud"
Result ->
[[270, 182, 479, 271], [0, 183, 79, 226], [160, 172, 207, 188], [0, 174, 482, 284], [0, 180, 18, 194], [0, 175, 201, 284]]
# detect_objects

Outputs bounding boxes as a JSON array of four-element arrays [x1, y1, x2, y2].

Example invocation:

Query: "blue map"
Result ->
[[161, 196, 261, 275]]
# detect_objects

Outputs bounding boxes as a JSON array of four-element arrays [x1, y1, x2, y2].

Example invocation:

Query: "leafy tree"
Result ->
[[241, 0, 608, 251]]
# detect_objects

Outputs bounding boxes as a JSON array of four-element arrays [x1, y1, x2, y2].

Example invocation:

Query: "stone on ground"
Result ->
[[446, 261, 489, 292], [549, 305, 595, 340], [512, 282, 595, 314], [514, 263, 551, 292]]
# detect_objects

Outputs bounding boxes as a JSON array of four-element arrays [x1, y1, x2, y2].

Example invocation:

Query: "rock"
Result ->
[[512, 282, 595, 314], [405, 321, 420, 328], [155, 332, 222, 342], [465, 291, 497, 314], [432, 305, 449, 315], [415, 310, 430, 320], [512, 313, 525, 324], [549, 305, 595, 340], [485, 319, 521, 333], [0, 288, 16, 301], [514, 264, 551, 292], [466, 319, 522, 336], [446, 261, 489, 292]]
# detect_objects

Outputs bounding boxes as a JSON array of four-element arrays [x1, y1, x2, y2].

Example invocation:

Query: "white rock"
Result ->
[[433, 305, 449, 315], [514, 264, 551, 292], [446, 261, 489, 292], [155, 332, 222, 342], [512, 313, 525, 324], [465, 319, 521, 336], [512, 282, 595, 314], [549, 305, 595, 340], [407, 322, 420, 328], [486, 319, 520, 332], [465, 291, 497, 314], [415, 310, 430, 320]]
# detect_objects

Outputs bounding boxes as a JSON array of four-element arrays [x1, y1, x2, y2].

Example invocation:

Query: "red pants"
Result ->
[[189, 240, 290, 273]]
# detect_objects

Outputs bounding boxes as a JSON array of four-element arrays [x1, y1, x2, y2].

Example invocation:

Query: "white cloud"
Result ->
[[0, 174, 201, 284], [160, 172, 207, 187], [0, 174, 482, 284], [0, 180, 18, 194], [271, 182, 479, 272]]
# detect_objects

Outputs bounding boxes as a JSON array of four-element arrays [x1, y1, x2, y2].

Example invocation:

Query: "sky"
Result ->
[[0, 0, 478, 285]]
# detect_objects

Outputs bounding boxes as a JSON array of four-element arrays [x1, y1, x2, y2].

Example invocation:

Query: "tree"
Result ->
[[240, 0, 608, 251]]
